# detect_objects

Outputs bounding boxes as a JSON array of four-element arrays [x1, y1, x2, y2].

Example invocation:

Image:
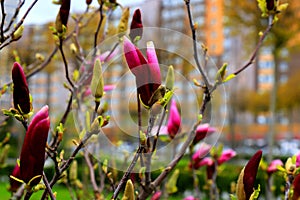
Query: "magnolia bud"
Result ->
[[118, 8, 130, 35], [165, 65, 175, 90], [90, 59, 104, 100], [122, 180, 134, 200]]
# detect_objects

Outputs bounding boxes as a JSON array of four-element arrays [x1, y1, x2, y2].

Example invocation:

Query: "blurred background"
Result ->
[[0, 0, 300, 197]]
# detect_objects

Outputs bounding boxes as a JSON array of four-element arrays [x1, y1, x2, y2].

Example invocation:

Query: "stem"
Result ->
[[4, 0, 25, 33], [59, 39, 74, 88], [83, 150, 100, 200], [284, 174, 294, 200], [0, 0, 6, 43], [111, 147, 144, 199], [93, 3, 104, 57], [43, 172, 56, 200], [209, 162, 219, 200], [184, 0, 211, 89], [0, 0, 39, 50], [189, 145, 200, 198], [233, 15, 274, 76]]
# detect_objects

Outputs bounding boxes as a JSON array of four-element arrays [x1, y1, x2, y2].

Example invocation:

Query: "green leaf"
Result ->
[[166, 169, 180, 194], [257, 0, 267, 17], [223, 74, 236, 83], [230, 194, 238, 200], [249, 184, 260, 200]]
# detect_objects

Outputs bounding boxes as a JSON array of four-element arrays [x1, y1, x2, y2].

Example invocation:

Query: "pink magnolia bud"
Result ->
[[193, 123, 216, 144], [192, 143, 211, 166], [267, 159, 283, 174], [123, 37, 161, 107], [151, 191, 162, 200], [9, 164, 22, 192], [296, 152, 300, 168], [12, 62, 31, 114], [129, 9, 143, 41], [194, 157, 214, 169], [183, 196, 199, 200], [217, 149, 236, 165], [20, 106, 50, 186], [167, 100, 181, 139]]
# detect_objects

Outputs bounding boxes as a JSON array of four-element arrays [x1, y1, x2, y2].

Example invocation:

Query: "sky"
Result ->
[[19, 0, 144, 25]]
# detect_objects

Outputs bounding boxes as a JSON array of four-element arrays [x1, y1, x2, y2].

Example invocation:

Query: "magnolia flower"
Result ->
[[194, 157, 214, 169], [190, 144, 211, 169], [20, 106, 50, 186], [267, 159, 283, 174], [151, 191, 162, 200], [167, 100, 181, 139], [236, 150, 262, 200], [193, 123, 216, 145], [129, 9, 143, 41], [9, 164, 22, 192], [12, 62, 31, 114], [217, 149, 236, 165], [123, 37, 161, 107], [292, 173, 300, 200]]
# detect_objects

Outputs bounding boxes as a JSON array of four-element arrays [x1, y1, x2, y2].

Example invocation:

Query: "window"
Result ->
[[279, 62, 288, 72], [259, 60, 274, 69]]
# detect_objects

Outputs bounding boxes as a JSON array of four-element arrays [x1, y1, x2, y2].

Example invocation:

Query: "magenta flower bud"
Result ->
[[59, 0, 70, 27], [194, 157, 214, 169], [123, 37, 161, 107], [86, 0, 92, 5], [243, 150, 262, 200], [183, 196, 199, 200], [97, 49, 118, 63], [9, 164, 22, 192], [129, 9, 143, 41], [193, 123, 216, 144], [267, 159, 283, 174], [12, 62, 31, 114], [104, 84, 115, 92], [192, 143, 211, 166], [20, 106, 50, 186], [217, 149, 236, 165], [266, 0, 275, 10], [151, 191, 162, 200], [296, 152, 300, 167], [167, 100, 181, 139], [293, 173, 300, 200]]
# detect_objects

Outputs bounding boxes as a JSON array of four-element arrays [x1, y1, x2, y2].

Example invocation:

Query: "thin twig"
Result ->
[[59, 39, 74, 88], [184, 0, 211, 89], [0, 0, 39, 50], [4, 0, 25, 33], [93, 3, 104, 57], [0, 0, 6, 43], [83, 149, 100, 199], [43, 172, 56, 200], [233, 15, 274, 76], [111, 147, 144, 199]]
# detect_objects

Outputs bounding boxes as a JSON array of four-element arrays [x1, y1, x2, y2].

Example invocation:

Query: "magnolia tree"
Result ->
[[0, 0, 300, 200]]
